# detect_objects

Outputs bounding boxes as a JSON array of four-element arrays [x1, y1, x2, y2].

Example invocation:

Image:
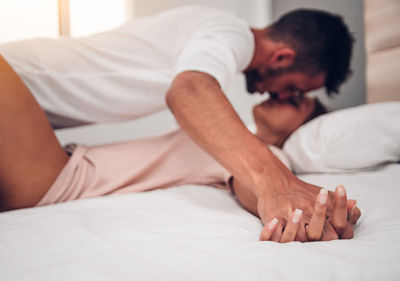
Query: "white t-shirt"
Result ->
[[0, 6, 254, 128]]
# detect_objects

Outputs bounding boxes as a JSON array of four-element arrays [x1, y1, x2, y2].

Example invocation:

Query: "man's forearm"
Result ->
[[230, 177, 259, 217], [166, 71, 285, 197]]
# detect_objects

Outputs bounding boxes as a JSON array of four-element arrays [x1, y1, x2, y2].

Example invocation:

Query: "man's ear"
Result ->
[[268, 48, 296, 68]]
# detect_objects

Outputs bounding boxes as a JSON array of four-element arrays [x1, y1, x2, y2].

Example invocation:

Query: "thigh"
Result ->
[[0, 56, 69, 211]]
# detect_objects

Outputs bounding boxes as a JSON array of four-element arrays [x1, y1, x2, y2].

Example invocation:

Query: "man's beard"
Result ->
[[244, 69, 261, 94], [244, 67, 291, 95]]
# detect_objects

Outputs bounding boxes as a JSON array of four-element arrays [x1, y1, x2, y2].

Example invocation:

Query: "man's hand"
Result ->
[[255, 155, 321, 226], [254, 154, 360, 232], [231, 166, 361, 242], [260, 185, 361, 242]]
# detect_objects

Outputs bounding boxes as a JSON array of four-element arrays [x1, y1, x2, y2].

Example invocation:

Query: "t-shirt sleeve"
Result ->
[[173, 15, 254, 91]]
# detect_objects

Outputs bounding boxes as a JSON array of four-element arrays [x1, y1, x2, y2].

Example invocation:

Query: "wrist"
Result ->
[[245, 152, 294, 198]]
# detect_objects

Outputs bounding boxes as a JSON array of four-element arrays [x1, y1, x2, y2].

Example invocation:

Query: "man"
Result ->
[[164, 8, 353, 232], [0, 6, 354, 236]]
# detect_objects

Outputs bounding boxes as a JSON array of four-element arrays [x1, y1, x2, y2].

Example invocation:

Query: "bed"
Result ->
[[1, 163, 400, 281]]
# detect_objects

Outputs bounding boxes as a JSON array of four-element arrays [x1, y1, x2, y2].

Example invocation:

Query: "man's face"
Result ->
[[244, 67, 326, 101]]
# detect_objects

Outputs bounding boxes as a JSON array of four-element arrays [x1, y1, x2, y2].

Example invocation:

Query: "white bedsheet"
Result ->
[[1, 164, 399, 281]]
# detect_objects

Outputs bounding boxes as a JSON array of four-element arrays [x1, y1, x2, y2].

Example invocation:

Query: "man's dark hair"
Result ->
[[268, 9, 354, 96]]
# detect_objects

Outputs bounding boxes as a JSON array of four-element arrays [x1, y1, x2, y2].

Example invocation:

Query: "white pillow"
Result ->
[[282, 102, 400, 174]]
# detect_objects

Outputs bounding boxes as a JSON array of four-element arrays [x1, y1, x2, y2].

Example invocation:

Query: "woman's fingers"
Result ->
[[280, 209, 302, 243], [331, 185, 348, 235], [260, 212, 304, 243], [306, 189, 328, 241], [259, 218, 279, 241], [259, 186, 358, 243], [271, 221, 284, 242], [259, 218, 284, 242], [307, 186, 357, 242]]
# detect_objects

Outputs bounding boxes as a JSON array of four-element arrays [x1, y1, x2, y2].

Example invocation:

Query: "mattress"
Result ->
[[1, 163, 399, 281]]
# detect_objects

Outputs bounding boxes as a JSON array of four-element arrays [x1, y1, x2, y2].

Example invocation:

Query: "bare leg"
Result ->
[[0, 56, 69, 211]]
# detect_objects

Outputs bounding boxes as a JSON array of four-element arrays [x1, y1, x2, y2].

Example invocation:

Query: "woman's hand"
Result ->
[[259, 185, 361, 242]]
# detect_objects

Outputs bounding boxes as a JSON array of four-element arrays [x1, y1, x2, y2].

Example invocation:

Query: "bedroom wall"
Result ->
[[272, 0, 366, 110], [0, 0, 59, 43], [364, 0, 400, 103], [134, 0, 271, 28]]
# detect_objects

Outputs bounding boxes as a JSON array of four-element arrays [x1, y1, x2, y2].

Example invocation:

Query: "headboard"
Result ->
[[364, 0, 400, 102]]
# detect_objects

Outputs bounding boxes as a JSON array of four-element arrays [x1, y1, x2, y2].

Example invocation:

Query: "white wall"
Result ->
[[134, 0, 272, 27], [0, 0, 58, 43], [68, 0, 129, 37]]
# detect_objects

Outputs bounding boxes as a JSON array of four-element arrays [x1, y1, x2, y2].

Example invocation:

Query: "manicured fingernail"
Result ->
[[268, 218, 279, 229], [319, 188, 328, 204], [292, 209, 302, 223], [336, 185, 346, 197]]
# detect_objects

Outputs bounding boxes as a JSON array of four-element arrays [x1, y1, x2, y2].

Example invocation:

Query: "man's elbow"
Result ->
[[165, 71, 220, 110], [165, 72, 197, 113], [165, 87, 178, 112]]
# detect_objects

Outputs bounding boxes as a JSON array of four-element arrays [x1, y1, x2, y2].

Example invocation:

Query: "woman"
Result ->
[[0, 56, 359, 242]]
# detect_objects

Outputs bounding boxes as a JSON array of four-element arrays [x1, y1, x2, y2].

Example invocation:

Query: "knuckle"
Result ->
[[307, 230, 322, 241], [259, 226, 272, 241], [333, 223, 346, 234], [340, 224, 354, 239], [333, 216, 347, 227], [300, 205, 314, 222], [259, 231, 268, 241], [323, 224, 339, 241], [344, 232, 354, 239], [284, 229, 296, 239], [324, 232, 339, 241], [353, 208, 362, 221], [299, 236, 308, 243], [296, 231, 307, 242]]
